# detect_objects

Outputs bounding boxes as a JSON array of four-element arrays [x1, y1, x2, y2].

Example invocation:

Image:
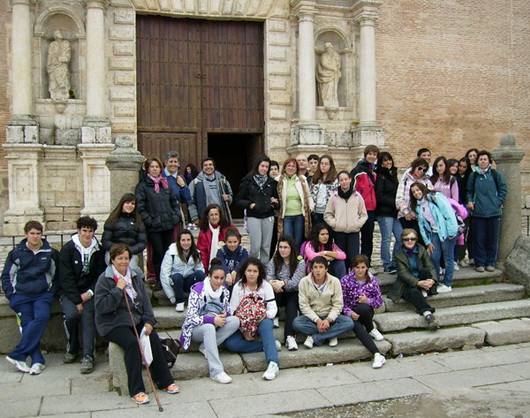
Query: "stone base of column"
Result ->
[[351, 122, 385, 148], [82, 117, 112, 144], [291, 123, 325, 146], [7, 115, 39, 144]]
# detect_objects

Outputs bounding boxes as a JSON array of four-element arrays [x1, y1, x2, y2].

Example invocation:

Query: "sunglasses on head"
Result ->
[[403, 237, 417, 242]]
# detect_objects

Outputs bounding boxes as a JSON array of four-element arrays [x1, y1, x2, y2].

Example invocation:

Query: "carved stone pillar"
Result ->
[[2, 144, 44, 234], [106, 136, 145, 210], [492, 135, 525, 267], [83, 0, 111, 143], [351, 1, 384, 148]]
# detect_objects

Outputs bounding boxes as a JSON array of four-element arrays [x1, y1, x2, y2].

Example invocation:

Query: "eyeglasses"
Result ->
[[403, 238, 417, 242], [416, 167, 427, 172], [320, 162, 330, 166]]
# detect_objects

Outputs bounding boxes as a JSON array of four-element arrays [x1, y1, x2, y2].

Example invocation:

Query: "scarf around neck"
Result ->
[[112, 265, 137, 302], [253, 173, 268, 190], [338, 185, 353, 201], [209, 223, 220, 264], [147, 174, 168, 193], [203, 277, 223, 301]]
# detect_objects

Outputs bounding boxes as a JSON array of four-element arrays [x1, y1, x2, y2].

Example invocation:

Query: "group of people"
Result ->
[[1, 144, 508, 406]]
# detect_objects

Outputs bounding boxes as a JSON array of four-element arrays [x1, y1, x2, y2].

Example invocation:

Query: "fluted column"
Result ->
[[357, 17, 377, 123], [298, 12, 316, 122], [86, 0, 106, 119], [11, 0, 33, 117]]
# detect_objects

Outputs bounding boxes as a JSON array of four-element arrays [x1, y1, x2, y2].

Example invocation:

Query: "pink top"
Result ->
[[304, 242, 346, 261], [432, 177, 459, 202]]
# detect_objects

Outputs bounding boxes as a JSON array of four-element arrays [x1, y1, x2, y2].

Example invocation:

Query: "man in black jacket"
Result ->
[[58, 216, 106, 373]]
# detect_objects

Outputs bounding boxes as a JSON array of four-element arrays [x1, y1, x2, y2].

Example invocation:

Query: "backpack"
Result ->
[[159, 335, 181, 368], [234, 293, 267, 337]]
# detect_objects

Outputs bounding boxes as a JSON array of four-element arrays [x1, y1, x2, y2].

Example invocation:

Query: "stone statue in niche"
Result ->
[[47, 30, 71, 102], [316, 42, 341, 108]]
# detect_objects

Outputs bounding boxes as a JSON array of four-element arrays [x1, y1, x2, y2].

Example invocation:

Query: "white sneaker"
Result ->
[[328, 337, 338, 347], [304, 335, 314, 349], [175, 302, 185, 312], [372, 353, 386, 369], [437, 284, 452, 293], [453, 261, 460, 271], [211, 371, 232, 384], [275, 340, 282, 351], [6, 356, 30, 373], [262, 361, 279, 380], [369, 328, 384, 341], [29, 363, 45, 375], [286, 335, 298, 351], [273, 318, 280, 328]]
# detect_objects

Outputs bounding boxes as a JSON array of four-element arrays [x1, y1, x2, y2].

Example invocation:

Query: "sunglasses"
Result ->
[[416, 167, 427, 172], [403, 238, 417, 242]]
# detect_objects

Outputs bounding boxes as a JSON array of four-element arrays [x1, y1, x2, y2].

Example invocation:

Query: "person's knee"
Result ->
[[354, 303, 372, 316], [170, 273, 184, 284], [259, 318, 273, 332]]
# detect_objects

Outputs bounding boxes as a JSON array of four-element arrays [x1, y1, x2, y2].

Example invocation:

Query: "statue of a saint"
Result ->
[[316, 42, 341, 108], [47, 30, 71, 102]]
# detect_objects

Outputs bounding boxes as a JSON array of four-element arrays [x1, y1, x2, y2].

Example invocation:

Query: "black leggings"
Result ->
[[275, 291, 298, 340], [352, 303, 379, 354], [148, 229, 173, 268]]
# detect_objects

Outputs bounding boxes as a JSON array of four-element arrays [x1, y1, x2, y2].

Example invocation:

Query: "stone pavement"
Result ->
[[2, 343, 530, 417]]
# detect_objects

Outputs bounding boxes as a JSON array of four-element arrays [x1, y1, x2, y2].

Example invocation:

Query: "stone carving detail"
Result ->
[[47, 30, 71, 102], [316, 42, 341, 108]]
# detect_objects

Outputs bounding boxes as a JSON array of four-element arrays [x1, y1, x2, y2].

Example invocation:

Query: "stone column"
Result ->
[[82, 0, 111, 143], [106, 136, 145, 209], [492, 135, 525, 266], [351, 1, 384, 148]]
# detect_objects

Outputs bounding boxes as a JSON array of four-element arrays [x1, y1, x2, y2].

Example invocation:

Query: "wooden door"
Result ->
[[136, 16, 264, 168]]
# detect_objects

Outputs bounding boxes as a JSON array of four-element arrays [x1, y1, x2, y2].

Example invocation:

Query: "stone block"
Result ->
[[24, 125, 39, 143], [267, 19, 287, 32], [268, 48, 287, 61], [506, 236, 530, 295], [109, 57, 135, 71], [269, 108, 287, 120], [109, 87, 135, 101], [112, 42, 135, 56], [113, 104, 136, 118], [268, 64, 291, 76], [114, 72, 135, 85], [269, 92, 291, 105], [269, 77, 289, 90], [268, 32, 290, 47], [109, 27, 135, 41], [473, 318, 530, 346], [81, 126, 96, 143], [56, 128, 81, 145], [385, 327, 486, 356], [114, 10, 135, 24], [6, 126, 23, 143], [111, 122, 136, 133]]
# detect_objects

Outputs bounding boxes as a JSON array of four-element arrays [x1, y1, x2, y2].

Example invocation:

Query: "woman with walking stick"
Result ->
[[95, 244, 180, 406]]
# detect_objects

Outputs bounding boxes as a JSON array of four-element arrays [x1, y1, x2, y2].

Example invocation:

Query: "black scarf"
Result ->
[[338, 186, 353, 201]]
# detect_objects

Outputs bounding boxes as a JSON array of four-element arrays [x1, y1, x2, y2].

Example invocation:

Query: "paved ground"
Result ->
[[2, 343, 530, 417]]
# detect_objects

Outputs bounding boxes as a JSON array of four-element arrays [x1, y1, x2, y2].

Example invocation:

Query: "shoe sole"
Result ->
[[373, 358, 386, 369], [6, 356, 30, 373]]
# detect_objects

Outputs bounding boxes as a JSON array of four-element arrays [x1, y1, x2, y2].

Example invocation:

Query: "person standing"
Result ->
[[163, 151, 191, 228], [309, 154, 338, 226], [2, 221, 59, 375], [59, 216, 106, 373], [189, 157, 234, 224]]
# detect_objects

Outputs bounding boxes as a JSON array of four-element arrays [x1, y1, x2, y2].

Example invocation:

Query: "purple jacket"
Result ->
[[340, 271, 383, 318]]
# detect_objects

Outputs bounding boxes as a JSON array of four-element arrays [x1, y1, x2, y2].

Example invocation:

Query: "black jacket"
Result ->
[[236, 176, 279, 219], [58, 237, 107, 305], [135, 176, 182, 232], [102, 213, 147, 255], [375, 166, 399, 217]]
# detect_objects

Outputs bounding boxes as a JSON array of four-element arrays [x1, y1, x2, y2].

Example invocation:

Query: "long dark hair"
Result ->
[[272, 235, 300, 278], [430, 156, 451, 185], [409, 182, 435, 212], [376, 152, 397, 181], [185, 163, 199, 178], [105, 193, 143, 231], [310, 223, 334, 252], [237, 257, 266, 289], [176, 229, 200, 264], [246, 154, 271, 178], [199, 204, 230, 232], [311, 154, 338, 185]]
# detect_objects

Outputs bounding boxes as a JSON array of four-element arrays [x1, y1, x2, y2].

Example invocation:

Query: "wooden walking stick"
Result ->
[[123, 288, 164, 412]]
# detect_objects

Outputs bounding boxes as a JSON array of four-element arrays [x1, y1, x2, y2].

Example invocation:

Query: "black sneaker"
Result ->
[[425, 314, 439, 332], [63, 352, 77, 364], [80, 355, 94, 374]]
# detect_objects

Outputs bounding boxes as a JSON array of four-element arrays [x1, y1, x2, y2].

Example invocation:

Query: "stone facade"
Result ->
[[0, 0, 530, 234]]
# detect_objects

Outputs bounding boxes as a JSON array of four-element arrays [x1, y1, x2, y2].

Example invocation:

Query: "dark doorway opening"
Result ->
[[207, 133, 263, 219]]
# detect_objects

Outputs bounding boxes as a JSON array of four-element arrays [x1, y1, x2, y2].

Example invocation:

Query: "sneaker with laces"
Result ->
[[304, 335, 314, 349], [273, 318, 280, 328], [63, 352, 77, 364], [372, 353, 386, 369], [29, 363, 45, 375], [165, 383, 180, 394], [80, 355, 94, 374], [275, 340, 282, 351], [328, 337, 338, 347], [425, 314, 439, 331], [132, 392, 150, 405], [211, 371, 232, 384], [486, 265, 495, 272], [6, 356, 30, 373], [262, 361, 279, 380], [286, 335, 298, 351], [476, 266, 485, 272], [369, 328, 384, 341], [175, 302, 185, 312], [459, 259, 469, 268], [437, 284, 452, 293]]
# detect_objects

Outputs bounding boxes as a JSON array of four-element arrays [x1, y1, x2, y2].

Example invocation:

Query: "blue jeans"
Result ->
[[473, 216, 500, 268], [224, 318, 279, 365], [430, 233, 456, 287], [292, 314, 354, 346], [8, 292, 54, 365], [328, 259, 346, 279], [333, 231, 360, 272], [376, 216, 403, 269], [283, 214, 305, 248], [170, 270, 207, 303]]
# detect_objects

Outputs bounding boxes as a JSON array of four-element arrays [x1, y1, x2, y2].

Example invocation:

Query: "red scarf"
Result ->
[[147, 174, 168, 193]]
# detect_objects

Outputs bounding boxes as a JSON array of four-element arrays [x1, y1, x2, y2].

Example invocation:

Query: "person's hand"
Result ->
[[243, 330, 254, 341], [250, 203, 256, 210], [194, 219, 200, 226], [222, 194, 230, 202], [225, 274, 234, 286], [358, 294, 367, 304], [270, 280, 284, 293], [351, 312, 360, 320], [214, 314, 226, 327], [116, 278, 126, 290], [270, 197, 278, 204], [427, 243, 435, 255], [317, 318, 330, 333], [467, 202, 474, 211], [425, 279, 435, 289], [176, 176, 185, 187], [76, 303, 83, 315], [417, 279, 434, 291], [81, 292, 91, 303], [143, 323, 153, 336], [405, 212, 414, 221]]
